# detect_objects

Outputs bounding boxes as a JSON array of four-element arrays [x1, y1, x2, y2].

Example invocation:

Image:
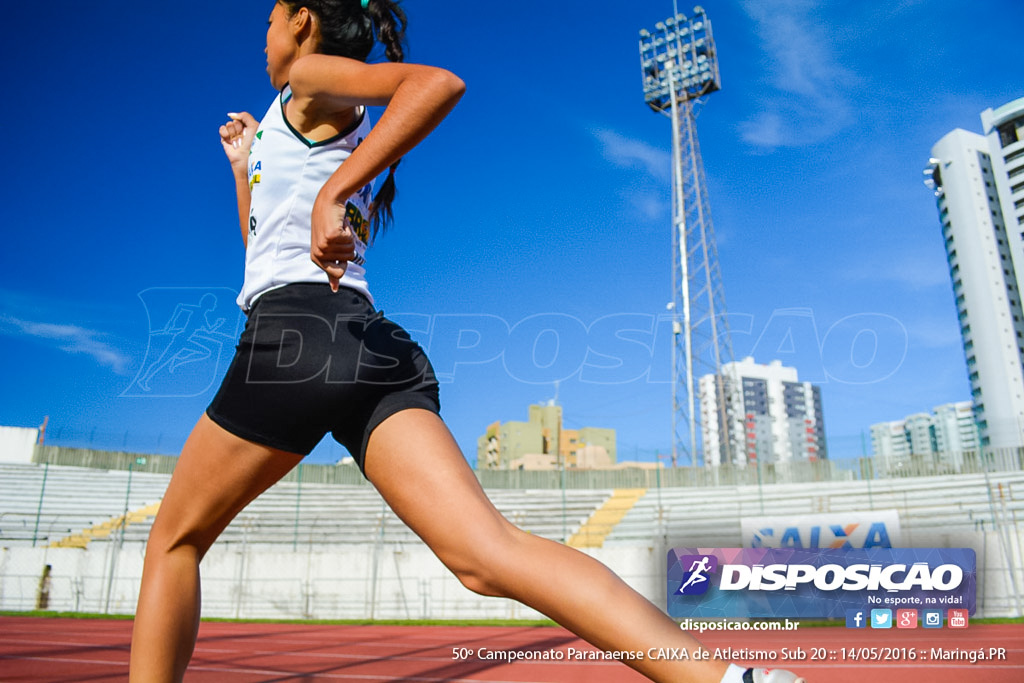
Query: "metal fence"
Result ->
[[31, 445, 1024, 489]]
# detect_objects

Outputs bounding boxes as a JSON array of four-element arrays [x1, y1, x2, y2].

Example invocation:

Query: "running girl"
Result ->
[[128, 3, 805, 682]]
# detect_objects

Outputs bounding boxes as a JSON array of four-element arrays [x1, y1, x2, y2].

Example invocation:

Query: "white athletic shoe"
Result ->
[[743, 668, 807, 683]]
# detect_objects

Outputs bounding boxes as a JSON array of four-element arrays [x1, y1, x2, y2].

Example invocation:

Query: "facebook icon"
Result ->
[[846, 609, 866, 628]]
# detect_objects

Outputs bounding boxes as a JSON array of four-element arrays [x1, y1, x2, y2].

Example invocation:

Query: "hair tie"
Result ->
[[361, 0, 369, 8]]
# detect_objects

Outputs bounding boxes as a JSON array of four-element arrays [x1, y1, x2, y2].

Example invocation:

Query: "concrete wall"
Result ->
[[0, 427, 38, 464], [1, 528, 1021, 620], [0, 541, 666, 621]]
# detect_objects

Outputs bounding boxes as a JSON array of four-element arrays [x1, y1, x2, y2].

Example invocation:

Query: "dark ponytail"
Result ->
[[366, 0, 405, 63], [363, 0, 406, 237], [280, 0, 408, 237]]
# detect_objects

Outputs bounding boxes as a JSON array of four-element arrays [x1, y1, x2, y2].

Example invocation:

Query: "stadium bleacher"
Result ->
[[2, 459, 1023, 619], [4, 459, 1022, 559], [0, 462, 613, 548], [3, 462, 1024, 550], [0, 463, 169, 548], [604, 472, 1024, 547]]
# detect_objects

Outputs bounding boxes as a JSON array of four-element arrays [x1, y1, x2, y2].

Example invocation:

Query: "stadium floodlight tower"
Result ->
[[639, 4, 734, 467]]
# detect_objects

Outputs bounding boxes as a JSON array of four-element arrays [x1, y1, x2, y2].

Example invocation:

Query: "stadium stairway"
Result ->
[[567, 488, 647, 548], [49, 502, 161, 549]]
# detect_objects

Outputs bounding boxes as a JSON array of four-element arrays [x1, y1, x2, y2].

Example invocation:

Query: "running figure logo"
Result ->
[[123, 288, 243, 397], [675, 554, 718, 596]]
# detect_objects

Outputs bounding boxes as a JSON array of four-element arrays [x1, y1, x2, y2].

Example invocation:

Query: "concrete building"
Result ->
[[924, 97, 1024, 448], [933, 401, 979, 454], [699, 357, 827, 466], [870, 420, 912, 466], [0, 426, 39, 464], [477, 420, 541, 470], [477, 404, 617, 470], [905, 413, 937, 456], [870, 401, 978, 469]]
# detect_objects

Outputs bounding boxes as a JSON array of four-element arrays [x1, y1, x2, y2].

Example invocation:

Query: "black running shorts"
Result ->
[[206, 283, 440, 472]]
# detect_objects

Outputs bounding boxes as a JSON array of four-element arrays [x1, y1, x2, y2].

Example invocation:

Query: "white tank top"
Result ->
[[237, 85, 374, 310]]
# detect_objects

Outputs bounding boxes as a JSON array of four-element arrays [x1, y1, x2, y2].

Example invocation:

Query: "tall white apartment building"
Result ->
[[870, 420, 912, 467], [933, 401, 979, 454], [870, 401, 978, 470], [924, 97, 1024, 448], [700, 357, 826, 466], [904, 413, 937, 455]]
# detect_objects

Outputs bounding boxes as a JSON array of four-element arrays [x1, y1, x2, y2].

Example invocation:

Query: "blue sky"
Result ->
[[1, 1, 1021, 466]]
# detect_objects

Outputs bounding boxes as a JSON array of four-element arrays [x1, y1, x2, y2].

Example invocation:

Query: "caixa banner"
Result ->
[[667, 548, 976, 619], [741, 510, 902, 549]]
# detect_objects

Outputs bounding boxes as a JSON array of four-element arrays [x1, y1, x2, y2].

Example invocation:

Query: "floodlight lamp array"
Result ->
[[638, 7, 720, 112]]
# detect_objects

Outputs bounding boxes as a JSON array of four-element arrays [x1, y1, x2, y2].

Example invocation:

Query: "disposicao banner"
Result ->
[[667, 547, 976, 619]]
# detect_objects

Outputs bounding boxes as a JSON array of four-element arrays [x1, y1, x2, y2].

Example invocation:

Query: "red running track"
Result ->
[[0, 616, 1022, 682]]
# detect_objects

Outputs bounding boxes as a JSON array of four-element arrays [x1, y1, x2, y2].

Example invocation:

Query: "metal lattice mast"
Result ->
[[639, 5, 735, 467]]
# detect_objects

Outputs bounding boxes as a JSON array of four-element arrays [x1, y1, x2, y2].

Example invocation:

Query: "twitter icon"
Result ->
[[870, 609, 893, 629]]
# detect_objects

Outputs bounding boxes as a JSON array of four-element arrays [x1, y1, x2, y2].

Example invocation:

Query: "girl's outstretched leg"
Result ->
[[364, 408, 728, 683], [128, 415, 303, 683]]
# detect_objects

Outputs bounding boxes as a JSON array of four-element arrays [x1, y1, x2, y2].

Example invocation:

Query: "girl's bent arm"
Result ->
[[289, 55, 465, 287], [289, 55, 464, 192]]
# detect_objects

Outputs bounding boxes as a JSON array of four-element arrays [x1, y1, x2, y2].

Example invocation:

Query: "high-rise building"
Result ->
[[870, 420, 912, 466], [905, 413, 937, 455], [870, 401, 978, 470], [924, 97, 1024, 448], [699, 357, 826, 466], [933, 401, 979, 454]]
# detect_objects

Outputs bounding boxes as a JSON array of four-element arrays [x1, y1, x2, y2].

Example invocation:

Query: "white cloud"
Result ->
[[591, 128, 671, 182], [628, 192, 670, 221], [841, 255, 950, 290], [0, 315, 131, 374], [739, 0, 856, 149], [906, 316, 962, 350]]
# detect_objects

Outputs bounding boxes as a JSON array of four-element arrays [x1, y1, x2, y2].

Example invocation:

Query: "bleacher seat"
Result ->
[[3, 462, 1023, 554]]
